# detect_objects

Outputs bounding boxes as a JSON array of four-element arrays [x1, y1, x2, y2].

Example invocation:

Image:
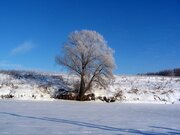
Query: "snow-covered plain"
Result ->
[[0, 100, 180, 135], [0, 71, 180, 134], [0, 70, 180, 103]]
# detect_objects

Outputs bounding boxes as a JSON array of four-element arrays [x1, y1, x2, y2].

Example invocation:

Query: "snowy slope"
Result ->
[[94, 75, 180, 103], [0, 100, 180, 135], [0, 70, 180, 103], [0, 70, 70, 100]]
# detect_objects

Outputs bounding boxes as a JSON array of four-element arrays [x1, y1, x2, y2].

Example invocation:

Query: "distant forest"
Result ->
[[141, 68, 180, 77]]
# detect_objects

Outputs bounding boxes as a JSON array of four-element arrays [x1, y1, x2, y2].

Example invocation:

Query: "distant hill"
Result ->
[[141, 68, 180, 77]]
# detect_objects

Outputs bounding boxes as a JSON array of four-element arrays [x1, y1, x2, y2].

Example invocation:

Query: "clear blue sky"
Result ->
[[0, 0, 180, 74]]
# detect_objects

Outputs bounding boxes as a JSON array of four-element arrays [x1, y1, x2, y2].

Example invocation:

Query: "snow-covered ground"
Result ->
[[105, 75, 180, 104], [0, 100, 180, 135], [0, 70, 180, 103]]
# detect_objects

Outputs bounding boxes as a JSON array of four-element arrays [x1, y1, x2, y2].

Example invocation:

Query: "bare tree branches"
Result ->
[[56, 30, 116, 100]]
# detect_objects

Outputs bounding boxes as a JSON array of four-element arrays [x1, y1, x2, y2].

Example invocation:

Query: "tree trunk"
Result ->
[[78, 74, 85, 101]]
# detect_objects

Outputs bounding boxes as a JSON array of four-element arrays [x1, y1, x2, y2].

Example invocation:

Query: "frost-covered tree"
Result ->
[[56, 30, 115, 101]]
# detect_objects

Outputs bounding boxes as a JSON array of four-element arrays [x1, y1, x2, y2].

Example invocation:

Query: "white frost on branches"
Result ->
[[56, 30, 116, 99]]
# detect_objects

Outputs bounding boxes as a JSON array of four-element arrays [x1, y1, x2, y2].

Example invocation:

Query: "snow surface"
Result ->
[[0, 70, 180, 103], [104, 75, 180, 104], [0, 100, 180, 135]]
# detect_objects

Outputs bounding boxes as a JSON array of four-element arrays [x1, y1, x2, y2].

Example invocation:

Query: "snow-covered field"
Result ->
[[108, 75, 180, 104], [0, 100, 180, 135], [0, 70, 180, 103], [0, 71, 180, 134]]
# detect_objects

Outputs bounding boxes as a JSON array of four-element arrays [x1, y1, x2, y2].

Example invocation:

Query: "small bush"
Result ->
[[53, 89, 95, 101], [114, 90, 123, 100], [1, 94, 14, 99], [97, 96, 116, 103]]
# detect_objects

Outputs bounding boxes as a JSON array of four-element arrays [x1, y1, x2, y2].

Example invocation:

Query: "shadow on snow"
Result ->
[[0, 111, 180, 135]]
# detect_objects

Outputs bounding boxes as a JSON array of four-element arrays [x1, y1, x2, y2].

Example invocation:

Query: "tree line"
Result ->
[[142, 68, 180, 77]]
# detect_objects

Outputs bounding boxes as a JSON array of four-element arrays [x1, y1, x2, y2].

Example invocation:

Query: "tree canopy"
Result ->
[[56, 30, 116, 100]]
